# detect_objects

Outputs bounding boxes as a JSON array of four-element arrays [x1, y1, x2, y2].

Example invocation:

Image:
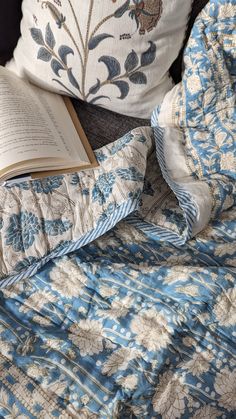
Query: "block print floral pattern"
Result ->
[[0, 127, 152, 282], [151, 0, 236, 241], [0, 203, 235, 417]]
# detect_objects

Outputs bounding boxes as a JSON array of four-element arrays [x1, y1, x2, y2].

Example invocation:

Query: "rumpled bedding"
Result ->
[[0, 0, 235, 418], [0, 205, 235, 418], [0, 127, 152, 286]]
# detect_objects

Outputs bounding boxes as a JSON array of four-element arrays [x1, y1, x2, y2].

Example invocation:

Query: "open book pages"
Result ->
[[0, 66, 97, 183]]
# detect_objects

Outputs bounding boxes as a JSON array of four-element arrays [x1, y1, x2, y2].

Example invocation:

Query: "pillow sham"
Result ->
[[7, 0, 192, 118]]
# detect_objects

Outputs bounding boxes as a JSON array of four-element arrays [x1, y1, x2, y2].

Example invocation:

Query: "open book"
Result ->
[[0, 66, 98, 183]]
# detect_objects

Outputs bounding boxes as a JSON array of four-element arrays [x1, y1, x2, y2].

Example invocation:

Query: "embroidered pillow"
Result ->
[[7, 0, 192, 118]]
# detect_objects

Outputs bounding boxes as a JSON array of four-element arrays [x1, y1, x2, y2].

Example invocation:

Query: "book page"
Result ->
[[0, 67, 89, 171], [37, 89, 89, 164]]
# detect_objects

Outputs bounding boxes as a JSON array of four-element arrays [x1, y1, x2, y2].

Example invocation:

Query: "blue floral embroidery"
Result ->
[[32, 176, 64, 194], [110, 132, 134, 155], [116, 167, 144, 182], [92, 172, 116, 204], [5, 212, 41, 252], [42, 219, 72, 236], [95, 150, 107, 163]]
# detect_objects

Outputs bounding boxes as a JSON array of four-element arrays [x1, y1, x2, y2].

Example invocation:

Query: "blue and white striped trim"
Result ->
[[131, 107, 198, 246], [126, 214, 184, 246], [0, 197, 139, 288]]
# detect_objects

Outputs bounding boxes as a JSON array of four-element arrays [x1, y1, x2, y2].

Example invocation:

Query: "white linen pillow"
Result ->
[[7, 0, 192, 117]]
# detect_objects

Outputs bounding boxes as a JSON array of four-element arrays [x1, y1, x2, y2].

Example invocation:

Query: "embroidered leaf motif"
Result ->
[[67, 68, 80, 91], [88, 34, 114, 50], [51, 59, 64, 76], [129, 71, 147, 84], [141, 41, 156, 67], [37, 47, 52, 62], [89, 79, 101, 95], [30, 28, 44, 45], [111, 81, 129, 99], [116, 167, 144, 181], [42, 219, 72, 236], [58, 45, 74, 65], [89, 95, 110, 105], [98, 56, 121, 80], [114, 0, 130, 18], [46, 2, 65, 28], [45, 23, 55, 49], [125, 50, 139, 72]]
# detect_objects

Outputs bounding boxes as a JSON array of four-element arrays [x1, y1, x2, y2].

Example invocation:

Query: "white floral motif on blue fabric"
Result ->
[[0, 204, 235, 418]]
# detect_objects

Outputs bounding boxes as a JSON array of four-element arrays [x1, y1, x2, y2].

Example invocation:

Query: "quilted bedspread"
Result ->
[[0, 0, 235, 418]]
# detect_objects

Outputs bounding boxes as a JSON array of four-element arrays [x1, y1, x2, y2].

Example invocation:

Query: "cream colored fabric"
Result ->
[[8, 0, 192, 117]]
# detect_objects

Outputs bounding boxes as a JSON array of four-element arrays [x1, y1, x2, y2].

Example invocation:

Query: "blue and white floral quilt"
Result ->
[[0, 0, 235, 418]]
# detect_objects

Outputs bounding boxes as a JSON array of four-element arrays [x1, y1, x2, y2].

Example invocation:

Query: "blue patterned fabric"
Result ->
[[151, 0, 236, 242], [0, 127, 152, 286], [0, 0, 235, 417], [0, 202, 235, 418]]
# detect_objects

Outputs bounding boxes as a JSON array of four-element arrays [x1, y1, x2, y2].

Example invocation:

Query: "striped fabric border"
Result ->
[[127, 213, 192, 246], [128, 108, 198, 246], [0, 197, 139, 288]]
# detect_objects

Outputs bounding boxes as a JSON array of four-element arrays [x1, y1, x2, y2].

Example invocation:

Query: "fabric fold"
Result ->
[[149, 0, 236, 243], [0, 127, 153, 286]]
